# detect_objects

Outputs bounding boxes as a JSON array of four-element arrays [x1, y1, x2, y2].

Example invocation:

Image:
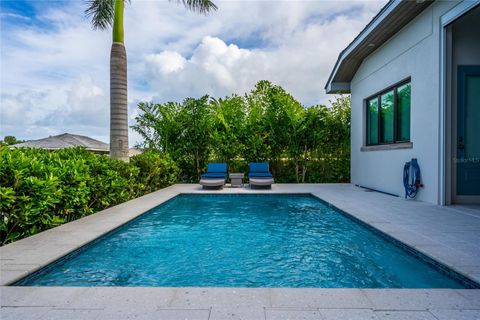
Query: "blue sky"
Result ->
[[1, 0, 36, 20], [0, 0, 386, 145]]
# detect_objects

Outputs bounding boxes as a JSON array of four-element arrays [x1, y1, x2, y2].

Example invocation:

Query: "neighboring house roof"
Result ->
[[11, 133, 109, 153], [128, 148, 143, 157], [325, 0, 434, 94]]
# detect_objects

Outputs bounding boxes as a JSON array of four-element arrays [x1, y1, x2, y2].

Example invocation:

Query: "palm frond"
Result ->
[[84, 0, 115, 30], [177, 0, 218, 15]]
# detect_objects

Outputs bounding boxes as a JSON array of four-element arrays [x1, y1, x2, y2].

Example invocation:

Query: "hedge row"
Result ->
[[133, 81, 351, 183], [0, 147, 179, 245]]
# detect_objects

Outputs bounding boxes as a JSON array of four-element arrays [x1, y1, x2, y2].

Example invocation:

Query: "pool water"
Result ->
[[18, 194, 468, 288]]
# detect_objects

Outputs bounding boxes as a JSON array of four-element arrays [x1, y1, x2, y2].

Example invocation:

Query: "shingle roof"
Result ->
[[11, 133, 109, 152]]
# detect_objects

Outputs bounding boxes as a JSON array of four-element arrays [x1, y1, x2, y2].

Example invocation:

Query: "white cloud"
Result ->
[[0, 0, 387, 145], [142, 7, 379, 106], [145, 36, 266, 100], [1, 77, 109, 142], [0, 12, 31, 21], [145, 51, 187, 75]]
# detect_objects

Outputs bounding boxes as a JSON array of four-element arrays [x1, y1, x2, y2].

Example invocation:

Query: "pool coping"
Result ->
[[1, 183, 480, 319]]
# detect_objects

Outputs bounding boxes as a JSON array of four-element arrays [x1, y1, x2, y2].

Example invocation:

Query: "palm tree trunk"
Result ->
[[109, 0, 128, 162], [110, 42, 129, 162]]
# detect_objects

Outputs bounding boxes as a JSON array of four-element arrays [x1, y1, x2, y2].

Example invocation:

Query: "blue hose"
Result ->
[[403, 158, 422, 199]]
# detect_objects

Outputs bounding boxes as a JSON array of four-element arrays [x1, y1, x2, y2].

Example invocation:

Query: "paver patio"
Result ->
[[1, 184, 479, 319]]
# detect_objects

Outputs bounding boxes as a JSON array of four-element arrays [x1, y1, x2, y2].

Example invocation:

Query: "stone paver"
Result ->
[[100, 308, 211, 320], [362, 289, 472, 310], [265, 308, 324, 320], [429, 309, 480, 320], [0, 306, 51, 320], [373, 310, 436, 320], [209, 306, 265, 320], [1, 183, 479, 319], [269, 289, 370, 309], [320, 309, 378, 320], [38, 308, 104, 320], [169, 288, 271, 308]]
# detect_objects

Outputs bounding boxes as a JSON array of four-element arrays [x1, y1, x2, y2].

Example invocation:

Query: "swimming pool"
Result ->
[[16, 194, 473, 288]]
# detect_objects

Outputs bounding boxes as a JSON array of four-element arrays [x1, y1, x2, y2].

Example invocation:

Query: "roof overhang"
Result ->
[[325, 0, 434, 94]]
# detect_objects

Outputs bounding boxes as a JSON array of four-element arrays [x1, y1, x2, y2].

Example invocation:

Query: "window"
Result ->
[[380, 90, 394, 143], [366, 80, 411, 145], [396, 83, 411, 141], [367, 98, 378, 145]]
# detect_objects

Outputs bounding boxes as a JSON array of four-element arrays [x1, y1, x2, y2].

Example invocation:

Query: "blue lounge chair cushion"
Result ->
[[249, 162, 269, 173], [249, 172, 273, 178], [202, 173, 227, 179], [248, 162, 272, 178], [200, 162, 227, 179], [207, 163, 227, 173]]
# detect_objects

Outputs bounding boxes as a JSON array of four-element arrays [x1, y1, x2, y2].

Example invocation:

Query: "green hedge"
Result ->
[[0, 147, 179, 245], [198, 158, 349, 184], [133, 81, 350, 183]]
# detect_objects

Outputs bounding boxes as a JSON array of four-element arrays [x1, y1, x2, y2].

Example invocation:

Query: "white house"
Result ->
[[326, 0, 479, 205]]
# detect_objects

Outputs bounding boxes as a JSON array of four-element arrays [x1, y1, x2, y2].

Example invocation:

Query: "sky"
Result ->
[[0, 0, 386, 146]]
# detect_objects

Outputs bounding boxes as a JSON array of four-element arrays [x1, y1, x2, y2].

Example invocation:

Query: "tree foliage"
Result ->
[[0, 136, 25, 146], [133, 80, 351, 183], [132, 96, 213, 180]]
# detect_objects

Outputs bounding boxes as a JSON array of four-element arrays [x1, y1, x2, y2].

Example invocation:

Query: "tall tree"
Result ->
[[211, 95, 246, 165], [85, 0, 217, 162]]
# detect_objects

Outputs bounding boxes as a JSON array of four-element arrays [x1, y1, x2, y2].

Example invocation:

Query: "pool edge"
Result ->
[[308, 194, 480, 289], [9, 191, 480, 289]]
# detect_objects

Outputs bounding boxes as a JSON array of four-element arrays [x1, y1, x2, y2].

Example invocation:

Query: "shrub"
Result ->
[[0, 147, 178, 245], [133, 80, 350, 182], [130, 150, 179, 194]]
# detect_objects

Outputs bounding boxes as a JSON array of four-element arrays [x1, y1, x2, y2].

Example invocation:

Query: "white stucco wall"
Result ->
[[350, 1, 460, 204]]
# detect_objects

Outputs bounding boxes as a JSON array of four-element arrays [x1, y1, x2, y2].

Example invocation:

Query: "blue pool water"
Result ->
[[18, 194, 468, 288]]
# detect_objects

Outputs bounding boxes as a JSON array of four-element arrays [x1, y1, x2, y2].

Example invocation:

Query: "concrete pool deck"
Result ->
[[1, 183, 479, 319]]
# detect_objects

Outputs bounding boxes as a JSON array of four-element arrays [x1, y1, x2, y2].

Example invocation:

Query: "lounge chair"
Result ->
[[249, 162, 274, 189], [199, 163, 228, 189]]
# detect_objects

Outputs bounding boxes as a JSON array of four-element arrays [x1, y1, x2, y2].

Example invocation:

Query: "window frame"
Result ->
[[365, 78, 411, 146]]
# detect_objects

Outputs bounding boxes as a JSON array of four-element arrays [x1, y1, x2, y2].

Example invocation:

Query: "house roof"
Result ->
[[11, 133, 109, 153], [128, 148, 143, 157], [325, 0, 434, 94]]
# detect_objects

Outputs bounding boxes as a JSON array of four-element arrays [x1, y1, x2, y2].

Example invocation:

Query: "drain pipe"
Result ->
[[355, 184, 399, 198]]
